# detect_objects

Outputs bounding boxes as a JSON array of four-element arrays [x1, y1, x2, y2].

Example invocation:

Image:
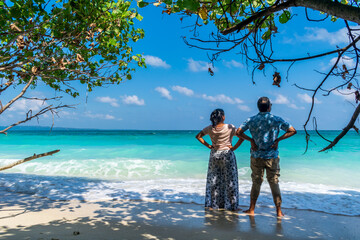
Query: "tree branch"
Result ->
[[0, 150, 60, 171], [0, 76, 35, 114], [320, 103, 360, 152], [221, 0, 293, 35], [221, 0, 360, 35], [295, 0, 360, 25], [0, 104, 74, 135], [260, 44, 358, 63]]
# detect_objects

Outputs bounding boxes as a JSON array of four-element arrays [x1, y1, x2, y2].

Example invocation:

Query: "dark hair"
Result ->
[[210, 109, 225, 127], [257, 97, 271, 112]]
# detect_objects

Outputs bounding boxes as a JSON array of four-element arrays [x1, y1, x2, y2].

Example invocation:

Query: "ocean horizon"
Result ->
[[0, 129, 359, 216], [3, 125, 356, 131]]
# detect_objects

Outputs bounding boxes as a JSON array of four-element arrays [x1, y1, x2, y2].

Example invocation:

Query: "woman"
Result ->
[[196, 109, 243, 211]]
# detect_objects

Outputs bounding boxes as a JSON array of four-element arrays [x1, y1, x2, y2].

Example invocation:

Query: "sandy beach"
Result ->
[[0, 190, 359, 240]]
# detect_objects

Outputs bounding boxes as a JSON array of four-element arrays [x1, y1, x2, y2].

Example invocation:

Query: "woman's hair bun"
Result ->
[[210, 109, 225, 127]]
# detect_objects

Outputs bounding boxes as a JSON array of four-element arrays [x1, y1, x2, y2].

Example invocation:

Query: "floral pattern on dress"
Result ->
[[205, 149, 239, 211]]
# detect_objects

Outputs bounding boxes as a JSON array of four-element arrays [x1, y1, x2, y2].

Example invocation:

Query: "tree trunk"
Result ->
[[295, 0, 360, 25], [222, 0, 360, 35]]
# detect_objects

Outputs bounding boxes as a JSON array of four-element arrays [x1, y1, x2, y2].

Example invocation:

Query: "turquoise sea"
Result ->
[[0, 130, 359, 216]]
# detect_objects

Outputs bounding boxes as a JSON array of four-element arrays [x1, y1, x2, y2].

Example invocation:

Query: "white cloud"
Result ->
[[273, 94, 290, 104], [172, 86, 194, 96], [59, 110, 78, 119], [61, 111, 71, 116], [329, 55, 356, 69], [121, 95, 145, 106], [155, 87, 172, 100], [202, 94, 243, 104], [273, 94, 302, 109], [187, 58, 214, 72], [199, 116, 204, 120], [96, 96, 119, 107], [42, 113, 50, 118], [104, 114, 116, 120], [333, 89, 355, 101], [238, 105, 251, 112], [85, 111, 118, 120], [143, 55, 170, 68], [299, 27, 348, 45], [297, 93, 321, 104], [8, 99, 46, 113], [223, 60, 244, 68]]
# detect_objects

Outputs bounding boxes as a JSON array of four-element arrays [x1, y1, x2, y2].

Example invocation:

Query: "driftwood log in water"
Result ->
[[0, 149, 60, 171]]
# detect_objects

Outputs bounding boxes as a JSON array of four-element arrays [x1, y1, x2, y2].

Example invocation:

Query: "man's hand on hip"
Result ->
[[271, 140, 279, 150], [251, 139, 258, 151]]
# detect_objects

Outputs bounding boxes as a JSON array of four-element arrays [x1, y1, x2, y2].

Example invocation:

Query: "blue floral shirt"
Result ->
[[239, 112, 291, 159]]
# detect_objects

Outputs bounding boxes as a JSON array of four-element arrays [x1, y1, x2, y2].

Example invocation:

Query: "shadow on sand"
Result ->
[[0, 173, 359, 239]]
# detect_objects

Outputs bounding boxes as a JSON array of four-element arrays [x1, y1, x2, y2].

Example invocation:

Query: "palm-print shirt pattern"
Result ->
[[240, 112, 291, 159], [202, 124, 236, 150]]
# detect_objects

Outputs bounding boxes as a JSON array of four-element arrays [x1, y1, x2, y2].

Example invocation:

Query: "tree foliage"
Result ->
[[139, 0, 360, 151], [0, 0, 145, 133]]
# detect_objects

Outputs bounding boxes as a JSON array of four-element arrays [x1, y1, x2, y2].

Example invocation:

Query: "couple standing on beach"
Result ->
[[196, 97, 297, 217]]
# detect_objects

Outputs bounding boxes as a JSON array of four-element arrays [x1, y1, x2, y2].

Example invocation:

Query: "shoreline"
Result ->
[[0, 197, 359, 240], [1, 172, 360, 217]]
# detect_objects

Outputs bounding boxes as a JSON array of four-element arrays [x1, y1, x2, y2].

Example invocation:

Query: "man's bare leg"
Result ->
[[243, 199, 256, 215], [276, 206, 284, 217]]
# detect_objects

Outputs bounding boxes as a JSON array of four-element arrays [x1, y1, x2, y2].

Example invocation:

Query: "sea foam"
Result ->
[[0, 173, 359, 216], [1, 130, 359, 216]]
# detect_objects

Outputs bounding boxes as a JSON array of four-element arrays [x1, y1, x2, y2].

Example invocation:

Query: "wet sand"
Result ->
[[0, 194, 359, 240]]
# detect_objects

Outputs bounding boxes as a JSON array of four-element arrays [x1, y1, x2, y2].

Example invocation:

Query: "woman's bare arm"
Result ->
[[195, 131, 213, 149], [236, 128, 258, 151], [230, 137, 244, 151]]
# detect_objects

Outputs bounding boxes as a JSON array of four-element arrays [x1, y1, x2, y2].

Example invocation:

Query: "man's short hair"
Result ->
[[257, 97, 271, 112]]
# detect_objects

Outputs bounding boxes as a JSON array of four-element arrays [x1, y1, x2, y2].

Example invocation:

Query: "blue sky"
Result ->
[[1, 6, 358, 130]]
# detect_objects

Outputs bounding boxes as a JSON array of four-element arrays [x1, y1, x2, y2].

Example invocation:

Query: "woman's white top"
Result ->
[[202, 124, 236, 150]]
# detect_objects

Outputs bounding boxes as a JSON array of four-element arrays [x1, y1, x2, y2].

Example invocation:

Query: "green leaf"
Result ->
[[183, 0, 199, 12], [137, 1, 149, 8], [267, 0, 277, 5], [132, 55, 140, 61], [261, 30, 271, 40], [279, 10, 290, 24], [136, 13, 143, 21]]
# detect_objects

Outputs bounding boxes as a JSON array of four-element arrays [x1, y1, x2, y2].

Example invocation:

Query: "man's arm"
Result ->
[[271, 126, 297, 149], [236, 128, 258, 151]]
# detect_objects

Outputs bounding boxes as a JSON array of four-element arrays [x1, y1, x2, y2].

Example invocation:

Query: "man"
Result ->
[[237, 97, 296, 217]]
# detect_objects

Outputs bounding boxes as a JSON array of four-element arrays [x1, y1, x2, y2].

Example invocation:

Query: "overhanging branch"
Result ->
[[221, 1, 293, 35], [0, 149, 60, 171], [0, 76, 35, 115], [221, 0, 360, 35], [320, 103, 360, 152], [0, 104, 74, 135]]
